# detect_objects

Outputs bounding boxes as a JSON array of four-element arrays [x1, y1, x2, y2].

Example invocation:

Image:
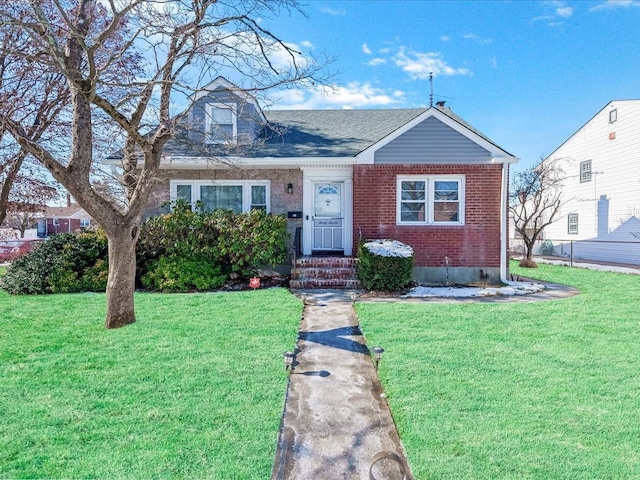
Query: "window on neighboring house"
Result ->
[[609, 108, 617, 124], [52, 218, 60, 226], [397, 176, 464, 225], [80, 219, 90, 228], [170, 180, 269, 213], [568, 213, 578, 234], [580, 160, 592, 183], [205, 103, 237, 144]]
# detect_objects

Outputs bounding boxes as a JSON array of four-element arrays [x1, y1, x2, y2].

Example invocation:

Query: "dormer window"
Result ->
[[205, 103, 236, 144]]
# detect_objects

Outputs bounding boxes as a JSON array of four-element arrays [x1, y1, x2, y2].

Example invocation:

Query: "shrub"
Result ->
[[357, 239, 414, 291], [141, 256, 227, 293], [137, 204, 288, 285], [0, 230, 108, 295], [212, 209, 288, 277]]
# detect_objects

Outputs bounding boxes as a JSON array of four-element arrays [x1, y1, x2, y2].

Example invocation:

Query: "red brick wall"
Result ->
[[353, 164, 503, 268], [46, 218, 83, 234]]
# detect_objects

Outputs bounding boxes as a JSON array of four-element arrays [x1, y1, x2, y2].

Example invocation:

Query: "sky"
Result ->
[[255, 0, 640, 170]]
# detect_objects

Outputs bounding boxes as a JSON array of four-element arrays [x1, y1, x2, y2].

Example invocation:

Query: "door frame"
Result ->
[[302, 167, 353, 256]]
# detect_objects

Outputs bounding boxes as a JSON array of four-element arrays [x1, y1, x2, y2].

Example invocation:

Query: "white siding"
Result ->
[[543, 101, 640, 252]]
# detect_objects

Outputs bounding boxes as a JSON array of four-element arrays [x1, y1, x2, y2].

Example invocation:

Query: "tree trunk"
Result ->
[[519, 239, 538, 268], [104, 225, 139, 329]]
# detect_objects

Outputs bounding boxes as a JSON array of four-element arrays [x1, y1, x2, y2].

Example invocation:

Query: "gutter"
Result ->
[[500, 162, 509, 283]]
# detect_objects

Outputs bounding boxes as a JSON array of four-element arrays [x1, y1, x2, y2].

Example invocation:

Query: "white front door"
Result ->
[[313, 183, 343, 251]]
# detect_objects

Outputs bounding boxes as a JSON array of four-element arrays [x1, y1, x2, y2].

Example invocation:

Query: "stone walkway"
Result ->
[[271, 282, 579, 479], [271, 291, 412, 480]]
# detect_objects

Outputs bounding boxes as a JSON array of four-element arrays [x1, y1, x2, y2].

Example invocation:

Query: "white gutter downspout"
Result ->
[[500, 162, 509, 283]]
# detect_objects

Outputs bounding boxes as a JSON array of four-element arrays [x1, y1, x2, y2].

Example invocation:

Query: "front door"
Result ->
[[313, 183, 343, 252]]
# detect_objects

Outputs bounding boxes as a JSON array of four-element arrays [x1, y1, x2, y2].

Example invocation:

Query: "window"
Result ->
[[52, 218, 60, 226], [397, 176, 464, 225], [580, 160, 592, 183], [609, 108, 617, 124], [80, 219, 90, 228], [205, 103, 237, 144], [568, 213, 578, 234], [170, 180, 269, 213]]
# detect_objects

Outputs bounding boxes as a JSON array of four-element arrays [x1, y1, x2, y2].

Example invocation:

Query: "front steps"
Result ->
[[290, 256, 362, 289]]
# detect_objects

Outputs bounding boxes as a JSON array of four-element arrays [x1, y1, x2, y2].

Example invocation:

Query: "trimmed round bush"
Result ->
[[357, 239, 414, 291]]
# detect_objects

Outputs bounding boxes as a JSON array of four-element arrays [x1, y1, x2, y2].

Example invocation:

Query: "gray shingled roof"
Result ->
[[163, 106, 511, 159], [257, 108, 425, 157]]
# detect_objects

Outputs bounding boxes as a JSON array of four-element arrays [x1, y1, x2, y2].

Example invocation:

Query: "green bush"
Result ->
[[357, 239, 414, 291], [141, 256, 227, 293], [212, 209, 288, 277], [0, 231, 109, 295], [137, 203, 288, 283]]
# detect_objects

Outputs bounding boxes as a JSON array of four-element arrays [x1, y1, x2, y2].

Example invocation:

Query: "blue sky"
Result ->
[[260, 0, 640, 170]]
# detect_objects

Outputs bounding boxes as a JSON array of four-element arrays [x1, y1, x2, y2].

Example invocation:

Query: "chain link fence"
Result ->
[[510, 238, 640, 267]]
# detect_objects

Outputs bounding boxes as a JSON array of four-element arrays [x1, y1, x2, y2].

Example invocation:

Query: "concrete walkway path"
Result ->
[[271, 290, 412, 480]]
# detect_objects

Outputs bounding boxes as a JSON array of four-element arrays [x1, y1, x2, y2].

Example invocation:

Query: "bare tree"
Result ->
[[0, 0, 327, 328], [3, 173, 59, 237], [510, 158, 564, 267]]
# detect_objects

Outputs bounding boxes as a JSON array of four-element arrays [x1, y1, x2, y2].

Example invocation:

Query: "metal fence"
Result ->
[[509, 238, 640, 267]]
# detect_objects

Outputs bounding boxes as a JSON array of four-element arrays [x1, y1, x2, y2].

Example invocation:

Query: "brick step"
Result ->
[[290, 267, 357, 280], [294, 256, 358, 269], [291, 256, 361, 289], [290, 278, 363, 289]]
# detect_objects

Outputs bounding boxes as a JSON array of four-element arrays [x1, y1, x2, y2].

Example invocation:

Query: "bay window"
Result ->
[[397, 175, 464, 225]]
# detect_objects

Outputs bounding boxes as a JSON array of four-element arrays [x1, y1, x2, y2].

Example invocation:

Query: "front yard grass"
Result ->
[[0, 288, 301, 479], [357, 262, 640, 479]]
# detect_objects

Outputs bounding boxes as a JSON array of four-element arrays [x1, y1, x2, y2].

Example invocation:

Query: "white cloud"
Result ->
[[393, 47, 471, 79], [532, 1, 576, 24], [590, 0, 640, 10], [300, 40, 314, 49], [555, 6, 574, 16], [367, 57, 386, 66], [440, 35, 450, 42], [463, 33, 492, 44], [362, 43, 372, 55], [319, 6, 346, 16], [379, 48, 391, 54], [490, 57, 498, 69], [530, 14, 555, 24], [270, 82, 404, 110]]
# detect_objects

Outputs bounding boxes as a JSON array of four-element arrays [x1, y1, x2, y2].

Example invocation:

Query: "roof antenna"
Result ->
[[429, 72, 434, 107]]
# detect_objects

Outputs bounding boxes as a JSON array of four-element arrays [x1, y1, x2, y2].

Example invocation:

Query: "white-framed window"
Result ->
[[205, 103, 237, 144], [568, 213, 579, 234], [80, 219, 91, 228], [580, 160, 592, 183], [170, 180, 269, 213], [609, 108, 617, 124], [397, 175, 465, 225], [52, 218, 60, 226]]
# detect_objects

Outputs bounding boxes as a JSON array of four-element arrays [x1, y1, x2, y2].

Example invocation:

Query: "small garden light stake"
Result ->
[[283, 351, 295, 371], [371, 346, 384, 371]]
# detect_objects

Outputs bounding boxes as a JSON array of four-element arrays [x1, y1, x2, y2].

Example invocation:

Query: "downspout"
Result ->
[[500, 162, 509, 283]]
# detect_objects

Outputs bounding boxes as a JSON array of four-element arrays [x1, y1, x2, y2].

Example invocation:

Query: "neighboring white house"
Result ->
[[541, 99, 640, 265]]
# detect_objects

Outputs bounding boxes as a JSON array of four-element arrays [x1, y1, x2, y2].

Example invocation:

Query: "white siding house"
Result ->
[[542, 100, 640, 265]]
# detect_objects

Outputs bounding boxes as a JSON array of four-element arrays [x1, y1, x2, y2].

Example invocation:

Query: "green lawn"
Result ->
[[357, 263, 640, 479], [0, 288, 301, 479]]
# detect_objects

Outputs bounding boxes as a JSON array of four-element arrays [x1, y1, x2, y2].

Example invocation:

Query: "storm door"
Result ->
[[313, 183, 344, 251]]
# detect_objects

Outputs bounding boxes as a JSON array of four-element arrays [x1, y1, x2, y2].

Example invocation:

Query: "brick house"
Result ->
[[104, 77, 518, 285], [38, 200, 93, 237]]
